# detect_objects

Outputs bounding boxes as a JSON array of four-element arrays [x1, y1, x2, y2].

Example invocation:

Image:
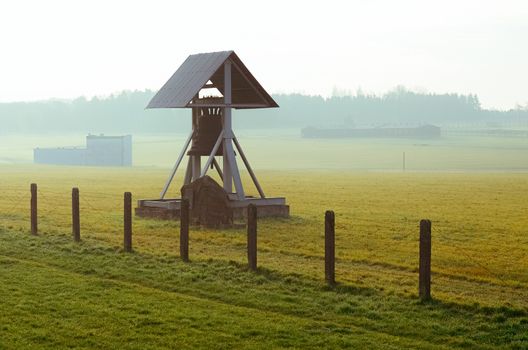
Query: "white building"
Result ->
[[34, 134, 132, 166]]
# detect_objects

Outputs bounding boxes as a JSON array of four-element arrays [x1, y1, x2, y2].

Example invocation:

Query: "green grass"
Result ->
[[1, 233, 526, 349], [0, 164, 527, 348]]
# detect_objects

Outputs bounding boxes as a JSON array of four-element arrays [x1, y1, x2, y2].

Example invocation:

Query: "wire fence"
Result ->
[[0, 186, 122, 235], [0, 183, 524, 303]]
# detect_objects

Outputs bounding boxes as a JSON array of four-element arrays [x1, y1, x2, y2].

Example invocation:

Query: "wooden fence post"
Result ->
[[180, 199, 189, 262], [419, 219, 432, 300], [247, 204, 257, 271], [30, 183, 37, 235], [325, 210, 335, 285], [72, 187, 80, 242], [123, 192, 132, 252]]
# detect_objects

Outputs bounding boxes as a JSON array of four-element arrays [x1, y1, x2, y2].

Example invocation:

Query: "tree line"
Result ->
[[0, 87, 526, 134]]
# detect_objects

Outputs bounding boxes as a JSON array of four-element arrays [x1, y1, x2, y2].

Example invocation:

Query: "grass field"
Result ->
[[0, 164, 527, 349]]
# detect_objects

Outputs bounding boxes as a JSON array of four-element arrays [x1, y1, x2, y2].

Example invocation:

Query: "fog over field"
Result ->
[[2, 131, 528, 172], [1, 89, 527, 170]]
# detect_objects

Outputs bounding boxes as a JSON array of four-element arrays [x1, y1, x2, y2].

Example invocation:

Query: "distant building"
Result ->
[[34, 134, 132, 166], [301, 125, 441, 139]]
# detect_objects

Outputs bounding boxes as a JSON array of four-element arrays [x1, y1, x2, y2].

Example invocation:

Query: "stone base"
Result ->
[[135, 205, 181, 220], [135, 197, 289, 221]]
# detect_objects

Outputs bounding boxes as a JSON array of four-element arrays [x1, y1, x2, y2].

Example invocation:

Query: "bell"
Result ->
[[187, 107, 223, 156]]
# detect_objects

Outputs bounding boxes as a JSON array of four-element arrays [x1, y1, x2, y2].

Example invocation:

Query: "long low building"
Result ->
[[34, 134, 132, 166], [301, 125, 441, 139]]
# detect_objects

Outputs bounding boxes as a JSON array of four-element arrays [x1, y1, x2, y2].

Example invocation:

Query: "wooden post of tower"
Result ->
[[222, 60, 245, 200], [223, 61, 233, 194], [190, 107, 200, 182]]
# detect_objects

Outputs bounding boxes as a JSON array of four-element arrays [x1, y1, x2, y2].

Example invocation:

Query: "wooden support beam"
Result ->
[[221, 60, 245, 199], [183, 157, 193, 185], [223, 150, 232, 193], [160, 130, 194, 199], [212, 158, 223, 181], [233, 135, 265, 198], [192, 156, 201, 181], [223, 60, 233, 194], [226, 140, 245, 200], [186, 103, 270, 108]]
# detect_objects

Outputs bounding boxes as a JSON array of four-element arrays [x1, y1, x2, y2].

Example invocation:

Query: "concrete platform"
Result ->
[[135, 196, 289, 220]]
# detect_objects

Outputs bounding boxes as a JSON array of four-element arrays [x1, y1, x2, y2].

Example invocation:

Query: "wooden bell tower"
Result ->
[[137, 51, 288, 220]]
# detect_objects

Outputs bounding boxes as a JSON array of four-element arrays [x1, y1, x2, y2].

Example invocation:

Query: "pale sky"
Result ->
[[0, 0, 527, 109]]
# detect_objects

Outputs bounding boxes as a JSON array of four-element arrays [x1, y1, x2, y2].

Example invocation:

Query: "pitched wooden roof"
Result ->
[[147, 51, 278, 109]]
